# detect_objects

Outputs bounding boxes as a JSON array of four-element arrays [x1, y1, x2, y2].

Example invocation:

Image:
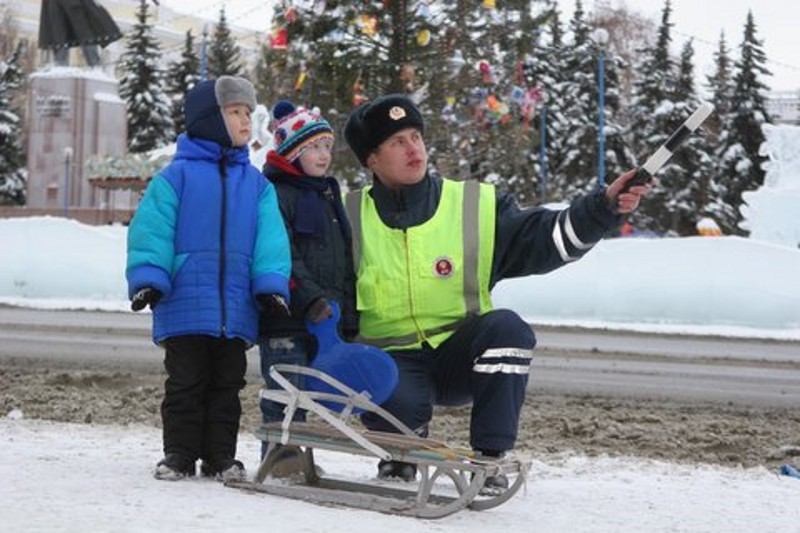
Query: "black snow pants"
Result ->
[[160, 335, 247, 464], [360, 309, 535, 454]]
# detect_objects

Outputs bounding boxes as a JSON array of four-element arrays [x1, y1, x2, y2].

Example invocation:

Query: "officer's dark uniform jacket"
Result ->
[[360, 173, 620, 290], [259, 154, 358, 340]]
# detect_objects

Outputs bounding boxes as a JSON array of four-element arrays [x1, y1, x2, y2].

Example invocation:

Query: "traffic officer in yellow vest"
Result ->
[[343, 94, 649, 493]]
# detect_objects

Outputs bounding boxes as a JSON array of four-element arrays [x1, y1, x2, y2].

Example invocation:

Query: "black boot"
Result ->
[[474, 449, 510, 496], [377, 460, 417, 481], [200, 457, 246, 482], [154, 453, 196, 481]]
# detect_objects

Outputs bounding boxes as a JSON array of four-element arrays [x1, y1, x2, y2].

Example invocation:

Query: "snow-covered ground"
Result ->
[[2, 215, 799, 531], [2, 417, 798, 532]]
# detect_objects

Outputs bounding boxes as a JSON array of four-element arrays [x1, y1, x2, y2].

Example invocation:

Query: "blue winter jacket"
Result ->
[[126, 134, 291, 345]]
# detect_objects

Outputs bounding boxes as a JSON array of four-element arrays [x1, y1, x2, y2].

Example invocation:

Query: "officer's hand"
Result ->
[[605, 169, 652, 214]]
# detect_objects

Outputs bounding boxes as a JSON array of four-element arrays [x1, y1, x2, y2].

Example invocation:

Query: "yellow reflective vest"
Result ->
[[346, 179, 496, 350]]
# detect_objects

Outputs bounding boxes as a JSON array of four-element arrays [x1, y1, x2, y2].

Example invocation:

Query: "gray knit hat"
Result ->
[[214, 76, 256, 112], [186, 77, 257, 147]]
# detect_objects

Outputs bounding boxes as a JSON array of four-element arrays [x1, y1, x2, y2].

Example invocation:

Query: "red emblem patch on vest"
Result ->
[[433, 256, 454, 278]]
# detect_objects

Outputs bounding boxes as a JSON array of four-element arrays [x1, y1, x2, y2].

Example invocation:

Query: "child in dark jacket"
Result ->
[[258, 101, 357, 475], [126, 76, 291, 482]]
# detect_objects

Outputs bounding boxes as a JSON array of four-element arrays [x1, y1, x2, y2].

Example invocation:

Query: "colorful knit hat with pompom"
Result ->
[[271, 100, 334, 162]]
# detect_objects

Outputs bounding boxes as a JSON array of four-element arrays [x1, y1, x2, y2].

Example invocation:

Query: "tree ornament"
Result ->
[[352, 77, 367, 106], [357, 14, 378, 36], [478, 60, 494, 84], [269, 27, 288, 50], [400, 63, 416, 92], [509, 86, 525, 105], [448, 49, 465, 79], [416, 29, 431, 47], [295, 67, 308, 92]]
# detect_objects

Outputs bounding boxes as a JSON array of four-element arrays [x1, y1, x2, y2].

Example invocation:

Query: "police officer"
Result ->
[[343, 94, 648, 492]]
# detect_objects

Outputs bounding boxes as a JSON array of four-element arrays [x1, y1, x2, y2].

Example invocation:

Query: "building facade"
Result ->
[[4, 0, 266, 222], [766, 91, 800, 125]]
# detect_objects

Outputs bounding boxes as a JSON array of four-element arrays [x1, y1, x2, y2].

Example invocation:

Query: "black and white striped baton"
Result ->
[[622, 101, 714, 192]]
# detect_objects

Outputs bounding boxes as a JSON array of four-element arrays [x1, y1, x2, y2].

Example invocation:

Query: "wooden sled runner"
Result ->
[[226, 364, 531, 519]]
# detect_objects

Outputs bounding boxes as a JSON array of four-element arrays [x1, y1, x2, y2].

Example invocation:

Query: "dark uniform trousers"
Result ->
[[361, 309, 536, 453], [161, 335, 247, 463]]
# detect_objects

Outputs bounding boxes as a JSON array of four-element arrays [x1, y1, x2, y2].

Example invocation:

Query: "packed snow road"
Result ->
[[1, 306, 799, 407], [2, 306, 799, 471]]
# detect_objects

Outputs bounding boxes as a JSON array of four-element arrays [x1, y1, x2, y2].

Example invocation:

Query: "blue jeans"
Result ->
[[258, 336, 311, 426]]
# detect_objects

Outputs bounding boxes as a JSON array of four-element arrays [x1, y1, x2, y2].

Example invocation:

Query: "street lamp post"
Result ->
[[539, 104, 548, 200], [200, 24, 209, 80], [592, 28, 609, 188], [63, 147, 73, 218]]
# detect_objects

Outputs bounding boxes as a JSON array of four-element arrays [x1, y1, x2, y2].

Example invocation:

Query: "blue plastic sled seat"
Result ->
[[305, 301, 398, 413]]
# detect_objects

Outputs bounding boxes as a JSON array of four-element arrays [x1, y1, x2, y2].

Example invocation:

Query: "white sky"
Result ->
[[161, 0, 800, 92], [570, 0, 800, 92]]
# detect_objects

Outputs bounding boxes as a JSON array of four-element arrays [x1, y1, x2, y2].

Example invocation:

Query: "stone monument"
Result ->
[[38, 0, 122, 67], [26, 0, 127, 215], [26, 68, 128, 212]]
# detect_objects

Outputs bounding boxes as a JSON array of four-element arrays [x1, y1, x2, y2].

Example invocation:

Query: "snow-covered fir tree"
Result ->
[[0, 41, 26, 205], [703, 31, 736, 231], [253, 0, 403, 180], [207, 7, 243, 78], [557, 0, 631, 201], [165, 30, 200, 137], [118, 0, 174, 153], [717, 11, 771, 236], [246, 0, 775, 232], [705, 32, 734, 139], [529, 5, 568, 203], [257, 1, 556, 192], [627, 0, 678, 233], [663, 39, 715, 236], [452, 1, 554, 204], [252, 5, 294, 106], [557, 0, 597, 197]]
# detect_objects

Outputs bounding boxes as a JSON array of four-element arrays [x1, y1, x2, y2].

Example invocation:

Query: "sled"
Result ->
[[226, 363, 531, 519]]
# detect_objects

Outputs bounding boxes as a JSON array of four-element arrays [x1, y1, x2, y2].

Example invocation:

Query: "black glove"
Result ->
[[305, 298, 333, 324], [342, 327, 359, 343], [257, 293, 291, 318], [131, 287, 162, 312]]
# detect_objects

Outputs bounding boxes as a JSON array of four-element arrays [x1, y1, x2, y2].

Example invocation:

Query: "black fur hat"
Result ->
[[343, 94, 425, 166]]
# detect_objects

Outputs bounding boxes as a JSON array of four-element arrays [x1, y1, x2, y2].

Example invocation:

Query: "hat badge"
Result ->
[[388, 106, 407, 120]]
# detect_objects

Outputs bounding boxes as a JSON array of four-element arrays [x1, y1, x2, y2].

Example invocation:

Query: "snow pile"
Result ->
[[1, 216, 126, 301], [493, 235, 800, 331], [740, 123, 800, 248], [2, 216, 800, 334]]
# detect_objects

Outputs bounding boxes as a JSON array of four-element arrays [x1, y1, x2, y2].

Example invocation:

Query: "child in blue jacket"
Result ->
[[126, 76, 291, 482]]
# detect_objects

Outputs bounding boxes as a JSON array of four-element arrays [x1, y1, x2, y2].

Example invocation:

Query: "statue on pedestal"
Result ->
[[38, 0, 122, 67]]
